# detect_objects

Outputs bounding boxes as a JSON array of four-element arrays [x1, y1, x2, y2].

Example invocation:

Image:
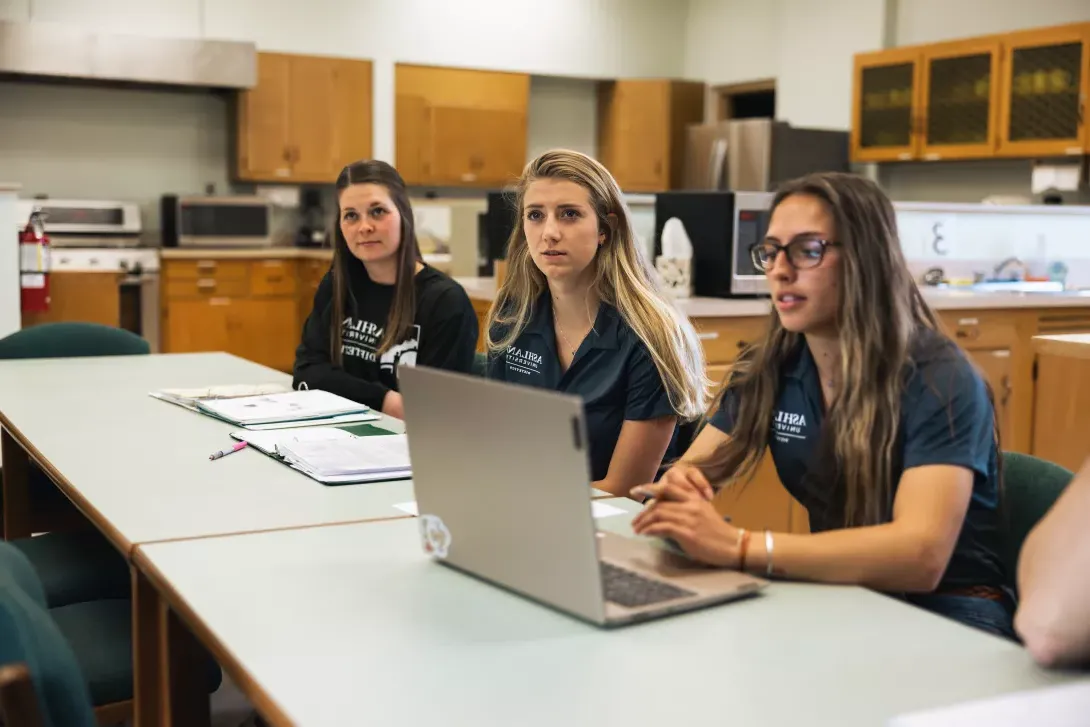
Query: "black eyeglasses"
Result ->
[[749, 238, 840, 272]]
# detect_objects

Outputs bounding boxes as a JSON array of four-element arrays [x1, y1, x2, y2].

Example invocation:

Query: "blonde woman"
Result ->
[[485, 149, 709, 498], [632, 172, 1012, 639]]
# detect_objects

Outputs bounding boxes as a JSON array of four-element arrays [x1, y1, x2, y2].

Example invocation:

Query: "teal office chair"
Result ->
[[0, 542, 96, 727], [0, 542, 223, 725], [472, 351, 489, 377], [0, 322, 148, 607], [999, 451, 1074, 596]]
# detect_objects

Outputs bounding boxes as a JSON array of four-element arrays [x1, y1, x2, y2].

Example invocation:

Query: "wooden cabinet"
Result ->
[[852, 47, 924, 162], [919, 39, 1002, 160], [395, 65, 529, 187], [21, 272, 120, 329], [997, 24, 1090, 157], [851, 22, 1089, 162], [298, 257, 330, 326], [236, 52, 373, 184], [161, 258, 302, 373], [597, 79, 705, 192]]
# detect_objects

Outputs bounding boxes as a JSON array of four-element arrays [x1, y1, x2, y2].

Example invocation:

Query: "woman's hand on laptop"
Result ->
[[630, 480, 742, 569], [644, 463, 714, 502]]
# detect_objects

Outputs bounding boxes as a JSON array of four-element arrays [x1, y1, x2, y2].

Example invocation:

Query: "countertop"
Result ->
[[1033, 333, 1090, 360], [160, 248, 452, 266], [454, 277, 1090, 317]]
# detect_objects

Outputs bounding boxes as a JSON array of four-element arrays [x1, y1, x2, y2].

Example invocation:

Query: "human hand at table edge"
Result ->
[[631, 480, 742, 568], [381, 390, 405, 419]]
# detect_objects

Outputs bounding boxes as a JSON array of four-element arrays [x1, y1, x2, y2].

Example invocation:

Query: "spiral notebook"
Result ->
[[196, 389, 373, 427]]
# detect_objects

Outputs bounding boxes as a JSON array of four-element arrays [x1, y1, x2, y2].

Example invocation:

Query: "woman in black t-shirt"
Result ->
[[293, 160, 478, 418]]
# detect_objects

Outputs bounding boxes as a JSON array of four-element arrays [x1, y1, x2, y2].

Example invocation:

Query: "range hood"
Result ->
[[0, 20, 256, 90]]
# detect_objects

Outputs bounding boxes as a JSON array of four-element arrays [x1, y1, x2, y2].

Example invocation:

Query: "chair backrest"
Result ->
[[1000, 451, 1074, 592], [0, 322, 150, 360], [471, 351, 488, 377], [0, 544, 95, 727]]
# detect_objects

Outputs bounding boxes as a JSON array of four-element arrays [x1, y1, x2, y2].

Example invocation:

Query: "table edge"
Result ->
[[0, 409, 133, 555]]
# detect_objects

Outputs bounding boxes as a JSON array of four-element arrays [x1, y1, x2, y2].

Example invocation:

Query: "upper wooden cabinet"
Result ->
[[998, 24, 1089, 157], [597, 79, 706, 192], [236, 52, 373, 184], [851, 22, 1089, 163], [395, 65, 529, 187]]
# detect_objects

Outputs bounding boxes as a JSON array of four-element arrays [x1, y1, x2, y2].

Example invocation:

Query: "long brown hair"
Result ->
[[485, 149, 710, 420], [696, 172, 1001, 527], [330, 160, 422, 364]]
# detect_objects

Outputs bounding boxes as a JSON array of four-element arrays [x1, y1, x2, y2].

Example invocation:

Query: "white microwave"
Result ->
[[161, 194, 272, 247]]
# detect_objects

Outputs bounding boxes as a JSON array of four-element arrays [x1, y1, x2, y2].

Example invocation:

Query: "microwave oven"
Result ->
[[653, 190, 774, 298], [160, 194, 272, 247]]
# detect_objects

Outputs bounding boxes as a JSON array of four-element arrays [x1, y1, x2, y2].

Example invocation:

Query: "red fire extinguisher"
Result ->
[[20, 207, 50, 314]]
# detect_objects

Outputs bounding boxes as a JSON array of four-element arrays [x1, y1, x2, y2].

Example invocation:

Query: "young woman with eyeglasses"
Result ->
[[631, 172, 1013, 639]]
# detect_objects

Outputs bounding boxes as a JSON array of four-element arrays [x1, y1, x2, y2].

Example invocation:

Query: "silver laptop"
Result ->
[[399, 365, 767, 627]]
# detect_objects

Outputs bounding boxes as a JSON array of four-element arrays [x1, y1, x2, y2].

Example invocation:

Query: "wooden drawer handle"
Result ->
[[197, 279, 216, 289], [196, 261, 217, 270], [955, 328, 980, 341], [210, 298, 230, 306], [697, 331, 720, 340], [263, 275, 284, 283], [956, 317, 979, 325]]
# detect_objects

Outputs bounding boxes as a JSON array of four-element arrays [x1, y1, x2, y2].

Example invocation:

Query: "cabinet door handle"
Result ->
[[1000, 374, 1012, 407], [196, 260, 216, 270], [697, 331, 720, 340], [955, 328, 980, 341], [197, 279, 216, 290], [282, 147, 292, 162]]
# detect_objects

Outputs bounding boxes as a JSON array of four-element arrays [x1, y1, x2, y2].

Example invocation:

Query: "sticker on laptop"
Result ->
[[419, 514, 451, 559]]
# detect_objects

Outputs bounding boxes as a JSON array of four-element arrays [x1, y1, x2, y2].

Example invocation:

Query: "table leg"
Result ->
[[133, 567, 164, 727], [132, 566, 211, 727], [1, 427, 32, 540]]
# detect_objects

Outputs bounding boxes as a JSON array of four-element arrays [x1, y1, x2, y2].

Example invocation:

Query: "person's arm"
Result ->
[[293, 273, 392, 412], [634, 464, 972, 592], [596, 417, 677, 497], [415, 287, 480, 374], [594, 344, 678, 498], [633, 355, 988, 593], [1014, 458, 1090, 668]]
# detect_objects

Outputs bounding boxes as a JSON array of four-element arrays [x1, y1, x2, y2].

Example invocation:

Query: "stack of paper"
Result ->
[[277, 434, 412, 484], [150, 383, 293, 412], [195, 390, 375, 428]]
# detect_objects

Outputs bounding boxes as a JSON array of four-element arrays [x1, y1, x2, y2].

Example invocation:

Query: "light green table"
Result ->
[[134, 500, 1083, 727]]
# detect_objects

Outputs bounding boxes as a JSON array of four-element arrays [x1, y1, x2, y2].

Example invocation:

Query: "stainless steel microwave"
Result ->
[[653, 190, 774, 298], [160, 194, 272, 247]]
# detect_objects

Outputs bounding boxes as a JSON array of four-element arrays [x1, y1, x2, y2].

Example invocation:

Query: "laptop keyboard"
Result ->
[[600, 562, 696, 609]]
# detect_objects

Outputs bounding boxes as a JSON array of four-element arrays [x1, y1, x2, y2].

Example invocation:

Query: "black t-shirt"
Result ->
[[710, 332, 1005, 593], [293, 262, 478, 411]]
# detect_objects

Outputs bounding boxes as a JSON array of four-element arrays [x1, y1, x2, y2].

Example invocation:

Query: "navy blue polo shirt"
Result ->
[[487, 294, 677, 482], [710, 333, 1005, 591]]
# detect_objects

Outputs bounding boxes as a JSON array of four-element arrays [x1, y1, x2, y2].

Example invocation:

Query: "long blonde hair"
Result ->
[[696, 172, 1001, 527], [485, 149, 710, 420]]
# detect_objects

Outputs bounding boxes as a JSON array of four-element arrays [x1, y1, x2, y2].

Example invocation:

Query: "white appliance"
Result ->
[[11, 197, 160, 351], [0, 185, 21, 339], [14, 198, 142, 247]]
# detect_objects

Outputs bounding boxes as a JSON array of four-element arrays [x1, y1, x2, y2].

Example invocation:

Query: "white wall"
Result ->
[[683, 0, 887, 130], [5, 0, 687, 163], [896, 0, 1090, 45], [0, 82, 234, 241], [526, 76, 599, 164]]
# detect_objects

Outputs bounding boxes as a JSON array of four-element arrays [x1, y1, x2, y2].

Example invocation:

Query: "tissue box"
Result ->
[[655, 256, 691, 298]]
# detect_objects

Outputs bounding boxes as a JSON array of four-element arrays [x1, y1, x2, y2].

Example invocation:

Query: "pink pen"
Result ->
[[209, 441, 248, 461]]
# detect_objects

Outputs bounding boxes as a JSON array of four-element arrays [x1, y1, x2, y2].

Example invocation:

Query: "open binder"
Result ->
[[230, 423, 412, 485]]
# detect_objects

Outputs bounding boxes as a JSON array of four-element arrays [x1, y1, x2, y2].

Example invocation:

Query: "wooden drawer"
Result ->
[[165, 276, 250, 299], [693, 316, 769, 364], [1036, 310, 1090, 335], [941, 313, 1019, 349], [251, 260, 297, 296], [164, 260, 250, 281]]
